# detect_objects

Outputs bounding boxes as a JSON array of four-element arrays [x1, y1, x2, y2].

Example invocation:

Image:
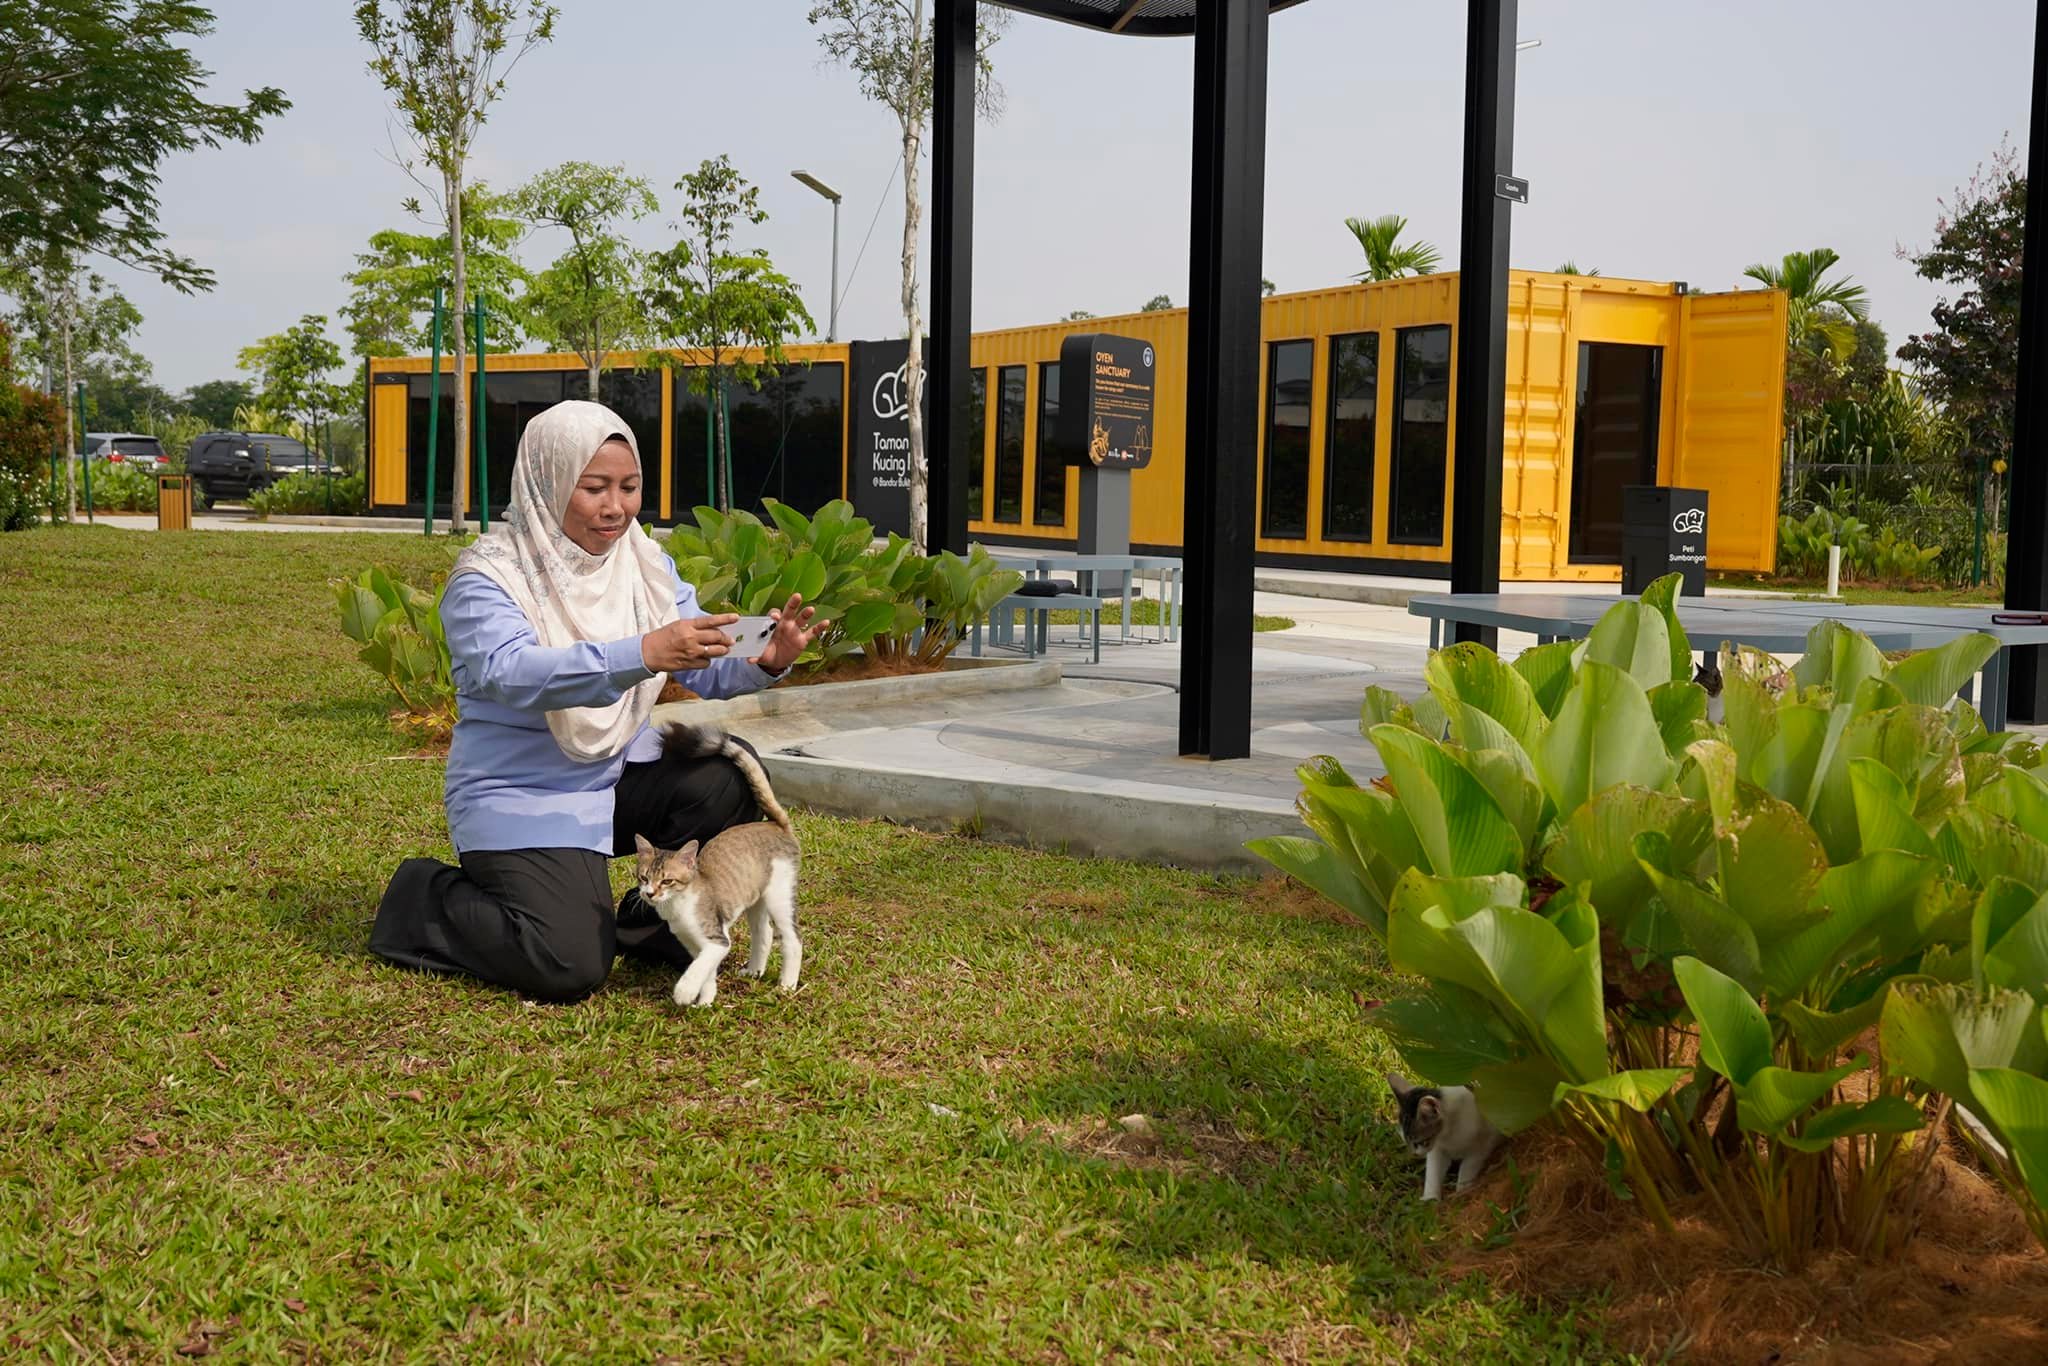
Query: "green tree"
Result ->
[[0, 257, 144, 386], [513, 161, 658, 399], [640, 156, 813, 514], [1344, 214, 1440, 281], [1262, 277, 1277, 297], [184, 379, 256, 429], [1785, 311, 1890, 425], [1140, 294, 1172, 312], [357, 0, 557, 532], [1897, 142, 2025, 465], [340, 186, 529, 359], [77, 361, 179, 430], [1743, 247, 1870, 364], [1553, 261, 1600, 276], [237, 316, 351, 468], [1061, 309, 1095, 322], [0, 327, 63, 531], [0, 250, 144, 515], [808, 0, 1009, 554], [0, 2, 287, 292]]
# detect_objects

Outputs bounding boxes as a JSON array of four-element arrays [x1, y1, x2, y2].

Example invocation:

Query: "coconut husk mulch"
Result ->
[[1437, 1127, 2048, 1363]]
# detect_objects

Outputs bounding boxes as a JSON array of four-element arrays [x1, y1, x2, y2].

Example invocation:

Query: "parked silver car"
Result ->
[[84, 432, 169, 471]]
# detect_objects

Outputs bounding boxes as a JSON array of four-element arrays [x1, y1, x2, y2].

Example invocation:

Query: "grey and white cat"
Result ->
[[633, 724, 802, 1009], [1388, 1073, 1501, 1201], [1695, 651, 1725, 725]]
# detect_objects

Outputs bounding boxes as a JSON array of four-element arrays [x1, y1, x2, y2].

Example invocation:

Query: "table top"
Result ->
[[1405, 592, 2048, 652]]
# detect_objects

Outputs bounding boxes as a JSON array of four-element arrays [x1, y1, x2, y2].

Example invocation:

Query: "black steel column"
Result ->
[[1181, 0, 1269, 760], [2006, 0, 2048, 720], [928, 0, 976, 557], [1448, 0, 1517, 645]]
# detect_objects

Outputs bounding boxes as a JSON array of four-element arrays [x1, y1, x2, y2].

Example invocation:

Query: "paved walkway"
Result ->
[[735, 597, 1550, 876]]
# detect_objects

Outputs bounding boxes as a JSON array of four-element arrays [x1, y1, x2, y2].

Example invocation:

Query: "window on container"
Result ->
[[1389, 325, 1451, 546], [671, 368, 712, 514], [993, 364, 1026, 524], [1323, 332, 1379, 541], [598, 368, 663, 519], [479, 371, 570, 516], [1569, 343, 1664, 563], [1260, 340, 1313, 539], [967, 368, 987, 522], [1034, 361, 1066, 526], [407, 375, 455, 506], [722, 363, 846, 516]]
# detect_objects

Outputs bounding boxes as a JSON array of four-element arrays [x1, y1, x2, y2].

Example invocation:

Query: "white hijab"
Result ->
[[450, 399, 680, 763]]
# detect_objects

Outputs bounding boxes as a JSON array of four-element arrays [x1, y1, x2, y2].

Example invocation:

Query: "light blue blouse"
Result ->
[[439, 554, 774, 855]]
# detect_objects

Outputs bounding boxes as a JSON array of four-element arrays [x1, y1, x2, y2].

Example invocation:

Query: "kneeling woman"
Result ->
[[372, 400, 819, 1001]]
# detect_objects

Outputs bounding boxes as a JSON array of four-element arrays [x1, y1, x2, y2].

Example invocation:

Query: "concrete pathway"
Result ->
[[737, 600, 1460, 876], [93, 511, 425, 535]]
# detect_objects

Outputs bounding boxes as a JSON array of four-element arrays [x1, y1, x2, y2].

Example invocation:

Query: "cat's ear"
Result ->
[[634, 833, 656, 859], [1417, 1095, 1441, 1122], [675, 840, 700, 869], [1387, 1074, 1414, 1100]]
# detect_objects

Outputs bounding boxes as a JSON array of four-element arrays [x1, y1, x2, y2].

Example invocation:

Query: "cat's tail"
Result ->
[[657, 723, 793, 835]]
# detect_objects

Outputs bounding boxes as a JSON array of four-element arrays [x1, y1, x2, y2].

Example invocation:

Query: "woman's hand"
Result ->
[[754, 594, 824, 673], [641, 614, 740, 674]]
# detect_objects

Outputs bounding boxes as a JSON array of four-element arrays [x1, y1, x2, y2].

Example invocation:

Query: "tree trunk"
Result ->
[[448, 166, 471, 535], [588, 355, 601, 401], [60, 267, 75, 522], [713, 368, 729, 513], [900, 8, 928, 555]]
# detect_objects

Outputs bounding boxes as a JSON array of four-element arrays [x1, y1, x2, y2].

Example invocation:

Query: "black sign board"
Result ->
[[1053, 333, 1156, 470], [1620, 485, 1709, 597], [845, 339, 927, 538], [1495, 174, 1529, 204]]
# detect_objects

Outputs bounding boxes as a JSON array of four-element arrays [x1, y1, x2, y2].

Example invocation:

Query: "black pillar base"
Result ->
[[1448, 0, 1517, 649], [2004, 0, 2048, 721], [928, 0, 976, 557], [1180, 0, 1269, 761]]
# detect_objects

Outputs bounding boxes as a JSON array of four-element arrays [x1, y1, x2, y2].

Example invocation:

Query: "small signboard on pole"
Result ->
[[1053, 334, 1156, 471]]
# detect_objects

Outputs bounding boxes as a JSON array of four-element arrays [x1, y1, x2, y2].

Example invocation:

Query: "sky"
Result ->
[[124, 0, 2039, 393]]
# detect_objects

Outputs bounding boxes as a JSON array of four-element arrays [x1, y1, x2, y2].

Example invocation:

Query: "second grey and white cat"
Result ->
[[634, 724, 803, 1009], [1388, 1073, 1502, 1201]]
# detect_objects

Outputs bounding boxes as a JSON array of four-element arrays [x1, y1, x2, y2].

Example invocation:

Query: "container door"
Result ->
[[1673, 289, 1788, 573]]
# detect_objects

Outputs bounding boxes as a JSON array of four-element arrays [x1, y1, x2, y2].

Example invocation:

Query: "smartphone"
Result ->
[[723, 616, 779, 651]]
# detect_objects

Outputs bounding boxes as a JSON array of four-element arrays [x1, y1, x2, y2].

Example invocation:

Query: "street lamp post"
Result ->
[[791, 170, 842, 342]]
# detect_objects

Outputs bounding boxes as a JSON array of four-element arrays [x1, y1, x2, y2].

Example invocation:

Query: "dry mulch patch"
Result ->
[[1437, 1128, 2048, 1363]]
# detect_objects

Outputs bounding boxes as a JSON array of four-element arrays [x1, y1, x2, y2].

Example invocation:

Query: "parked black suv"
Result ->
[[186, 431, 322, 501]]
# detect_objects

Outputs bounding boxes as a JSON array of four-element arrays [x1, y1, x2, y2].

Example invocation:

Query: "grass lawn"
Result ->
[[0, 527, 1610, 1361]]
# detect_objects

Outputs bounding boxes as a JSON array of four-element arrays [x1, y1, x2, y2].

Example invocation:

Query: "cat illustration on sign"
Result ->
[[1672, 507, 1705, 535], [1088, 418, 1111, 466]]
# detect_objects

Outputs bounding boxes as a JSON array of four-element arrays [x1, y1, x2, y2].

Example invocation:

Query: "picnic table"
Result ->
[[1408, 592, 2048, 732], [973, 551, 1184, 662]]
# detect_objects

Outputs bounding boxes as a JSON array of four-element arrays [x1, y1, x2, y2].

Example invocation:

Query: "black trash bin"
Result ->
[[1620, 486, 1708, 597]]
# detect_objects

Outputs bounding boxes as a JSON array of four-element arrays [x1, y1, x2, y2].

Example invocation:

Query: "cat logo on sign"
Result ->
[[872, 363, 911, 421], [1672, 507, 1705, 535]]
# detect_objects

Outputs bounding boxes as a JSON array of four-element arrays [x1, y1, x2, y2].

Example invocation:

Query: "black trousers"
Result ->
[[370, 745, 762, 1002]]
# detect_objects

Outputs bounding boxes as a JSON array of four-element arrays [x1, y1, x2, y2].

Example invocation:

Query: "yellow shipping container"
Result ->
[[366, 271, 1786, 579]]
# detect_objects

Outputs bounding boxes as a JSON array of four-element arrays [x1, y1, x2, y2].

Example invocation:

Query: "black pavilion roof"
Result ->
[[983, 0, 1313, 38]]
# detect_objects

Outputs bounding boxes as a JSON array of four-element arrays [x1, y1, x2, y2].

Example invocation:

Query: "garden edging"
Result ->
[[649, 654, 1060, 726]]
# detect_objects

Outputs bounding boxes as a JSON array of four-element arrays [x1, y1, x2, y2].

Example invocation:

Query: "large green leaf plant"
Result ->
[[664, 499, 1022, 671], [1253, 573, 2048, 1268]]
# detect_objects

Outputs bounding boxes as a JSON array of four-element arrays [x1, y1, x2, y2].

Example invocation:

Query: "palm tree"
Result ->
[[1554, 261, 1601, 276], [1344, 214, 1440, 281], [1742, 248, 1869, 363]]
